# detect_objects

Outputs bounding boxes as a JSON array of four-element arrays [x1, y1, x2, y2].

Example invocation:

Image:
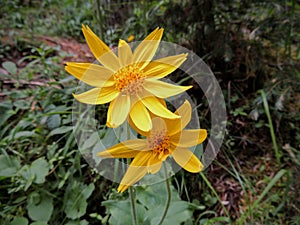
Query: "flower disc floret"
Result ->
[[148, 130, 171, 160], [114, 65, 145, 95]]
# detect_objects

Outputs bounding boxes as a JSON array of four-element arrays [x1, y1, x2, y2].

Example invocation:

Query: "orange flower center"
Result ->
[[113, 65, 145, 95], [148, 130, 171, 161]]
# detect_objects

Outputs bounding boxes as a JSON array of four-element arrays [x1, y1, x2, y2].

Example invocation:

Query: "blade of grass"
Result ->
[[237, 169, 287, 224], [96, 0, 105, 41], [254, 169, 286, 208], [200, 172, 231, 221], [260, 90, 281, 165], [273, 170, 290, 215], [142, 0, 148, 34], [217, 151, 254, 218]]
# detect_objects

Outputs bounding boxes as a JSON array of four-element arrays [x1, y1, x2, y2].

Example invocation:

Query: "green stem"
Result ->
[[96, 0, 104, 41], [157, 163, 171, 225], [260, 90, 281, 165], [142, 0, 148, 34], [129, 186, 138, 225], [126, 123, 138, 225]]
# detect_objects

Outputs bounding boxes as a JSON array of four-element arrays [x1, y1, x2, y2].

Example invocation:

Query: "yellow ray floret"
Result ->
[[98, 100, 207, 192], [66, 25, 192, 132]]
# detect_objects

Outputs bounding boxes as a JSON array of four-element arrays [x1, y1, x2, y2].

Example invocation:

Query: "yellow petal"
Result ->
[[144, 78, 192, 98], [118, 151, 152, 192], [107, 94, 130, 128], [158, 98, 167, 107], [175, 100, 192, 121], [172, 147, 203, 173], [150, 117, 167, 134], [165, 100, 192, 135], [118, 39, 133, 67], [144, 54, 188, 79], [65, 62, 114, 87], [141, 96, 180, 119], [98, 139, 149, 158], [128, 114, 149, 138], [171, 129, 207, 147], [147, 154, 162, 174], [132, 28, 163, 69], [82, 25, 120, 72], [73, 87, 119, 105], [129, 100, 152, 133]]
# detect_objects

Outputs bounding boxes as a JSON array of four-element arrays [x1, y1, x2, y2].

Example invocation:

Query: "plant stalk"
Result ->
[[260, 90, 281, 165], [142, 0, 148, 34], [157, 163, 171, 225], [96, 0, 104, 41], [126, 123, 138, 225], [129, 186, 138, 225]]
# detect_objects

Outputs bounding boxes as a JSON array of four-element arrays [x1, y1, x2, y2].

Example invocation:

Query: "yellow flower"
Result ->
[[66, 25, 192, 132], [98, 100, 207, 192]]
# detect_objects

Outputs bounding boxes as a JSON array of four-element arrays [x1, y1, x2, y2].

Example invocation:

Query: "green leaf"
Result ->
[[30, 222, 48, 225], [64, 182, 95, 219], [30, 158, 49, 184], [101, 127, 120, 147], [10, 217, 28, 225], [19, 158, 49, 189], [0, 103, 16, 127], [102, 200, 147, 225], [136, 180, 181, 206], [0, 155, 21, 177], [65, 220, 89, 225], [102, 180, 195, 225], [64, 192, 87, 219], [149, 201, 192, 225], [19, 165, 35, 190], [13, 100, 31, 110], [47, 114, 61, 130], [82, 183, 95, 199], [27, 192, 53, 222], [92, 141, 105, 164], [200, 217, 231, 225], [81, 132, 99, 150], [48, 126, 73, 137], [2, 61, 17, 75], [13, 196, 27, 204], [13, 131, 37, 139], [58, 170, 71, 189], [135, 182, 194, 225]]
